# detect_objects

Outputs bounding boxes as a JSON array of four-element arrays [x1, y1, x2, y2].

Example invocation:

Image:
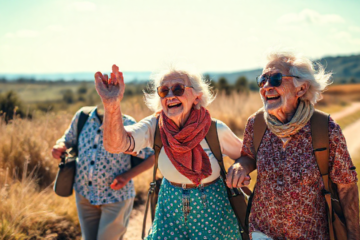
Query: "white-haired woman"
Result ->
[[227, 51, 359, 240], [94, 65, 247, 239]]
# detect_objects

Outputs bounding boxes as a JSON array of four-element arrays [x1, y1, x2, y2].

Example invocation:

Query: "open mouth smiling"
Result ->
[[168, 102, 182, 109], [266, 95, 280, 101]]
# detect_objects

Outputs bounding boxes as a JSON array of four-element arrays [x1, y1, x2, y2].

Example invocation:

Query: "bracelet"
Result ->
[[125, 133, 135, 153]]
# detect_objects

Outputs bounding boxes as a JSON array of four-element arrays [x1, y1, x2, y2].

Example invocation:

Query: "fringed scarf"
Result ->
[[159, 107, 212, 185], [264, 100, 314, 138]]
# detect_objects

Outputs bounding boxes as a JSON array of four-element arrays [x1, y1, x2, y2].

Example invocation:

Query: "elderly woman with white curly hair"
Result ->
[[227, 51, 360, 240], [94, 64, 247, 239]]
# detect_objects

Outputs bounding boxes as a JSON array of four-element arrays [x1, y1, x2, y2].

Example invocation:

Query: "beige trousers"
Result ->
[[75, 191, 134, 240]]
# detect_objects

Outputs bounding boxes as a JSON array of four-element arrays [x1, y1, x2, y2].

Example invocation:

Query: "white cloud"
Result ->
[[333, 31, 352, 39], [5, 33, 14, 38], [70, 1, 97, 12], [17, 30, 39, 38], [246, 36, 259, 42], [332, 31, 360, 45], [277, 9, 345, 25], [5, 30, 38, 38], [349, 26, 360, 33], [47, 25, 64, 32]]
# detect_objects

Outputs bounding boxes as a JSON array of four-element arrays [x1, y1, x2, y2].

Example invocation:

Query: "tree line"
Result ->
[[204, 75, 259, 95]]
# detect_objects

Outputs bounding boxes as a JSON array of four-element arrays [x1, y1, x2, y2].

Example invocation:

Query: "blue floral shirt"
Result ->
[[57, 107, 154, 205]]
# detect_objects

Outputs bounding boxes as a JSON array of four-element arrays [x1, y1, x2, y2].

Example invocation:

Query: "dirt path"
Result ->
[[330, 102, 360, 120], [342, 119, 360, 160], [125, 204, 152, 240], [331, 102, 360, 160]]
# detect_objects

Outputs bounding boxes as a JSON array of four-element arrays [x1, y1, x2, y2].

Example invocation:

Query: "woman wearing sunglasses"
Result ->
[[94, 65, 245, 239], [226, 51, 359, 240]]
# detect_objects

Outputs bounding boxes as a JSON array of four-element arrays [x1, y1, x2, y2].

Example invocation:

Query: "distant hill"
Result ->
[[0, 71, 152, 82], [318, 55, 360, 80], [206, 54, 360, 84], [0, 54, 359, 84], [206, 69, 262, 84]]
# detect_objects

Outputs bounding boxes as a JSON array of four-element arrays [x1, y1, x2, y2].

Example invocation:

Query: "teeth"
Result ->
[[168, 103, 180, 106], [267, 96, 279, 99]]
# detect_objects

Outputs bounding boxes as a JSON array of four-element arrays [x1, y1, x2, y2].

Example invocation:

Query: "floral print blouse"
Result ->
[[241, 115, 357, 240]]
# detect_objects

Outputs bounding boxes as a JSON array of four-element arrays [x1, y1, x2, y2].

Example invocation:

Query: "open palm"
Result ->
[[94, 64, 125, 105]]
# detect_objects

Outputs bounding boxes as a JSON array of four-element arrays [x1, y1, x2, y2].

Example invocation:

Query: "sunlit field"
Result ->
[[1, 83, 360, 239]]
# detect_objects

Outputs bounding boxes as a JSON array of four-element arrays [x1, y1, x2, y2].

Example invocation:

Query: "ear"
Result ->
[[296, 82, 309, 98], [193, 92, 203, 109]]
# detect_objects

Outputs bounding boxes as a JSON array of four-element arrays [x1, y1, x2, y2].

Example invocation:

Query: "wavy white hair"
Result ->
[[265, 51, 332, 104], [144, 67, 215, 112]]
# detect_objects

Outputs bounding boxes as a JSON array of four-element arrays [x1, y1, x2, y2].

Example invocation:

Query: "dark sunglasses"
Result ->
[[157, 83, 194, 98], [256, 72, 300, 88]]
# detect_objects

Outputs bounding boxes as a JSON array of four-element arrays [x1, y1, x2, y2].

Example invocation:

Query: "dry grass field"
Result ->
[[0, 82, 360, 239], [0, 82, 94, 103]]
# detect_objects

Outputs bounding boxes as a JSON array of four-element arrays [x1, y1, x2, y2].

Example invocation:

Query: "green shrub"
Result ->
[[62, 89, 75, 104], [0, 91, 30, 123]]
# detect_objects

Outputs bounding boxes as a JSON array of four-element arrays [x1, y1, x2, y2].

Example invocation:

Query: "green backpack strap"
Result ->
[[74, 106, 95, 155]]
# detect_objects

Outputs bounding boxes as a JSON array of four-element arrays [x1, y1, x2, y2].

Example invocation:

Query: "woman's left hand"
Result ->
[[110, 173, 131, 190]]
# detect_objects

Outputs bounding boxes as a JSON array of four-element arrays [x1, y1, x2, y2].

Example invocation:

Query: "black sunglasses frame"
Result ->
[[256, 72, 300, 88], [157, 83, 194, 98]]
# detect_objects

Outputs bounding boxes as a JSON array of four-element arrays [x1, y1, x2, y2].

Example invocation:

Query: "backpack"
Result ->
[[76, 107, 145, 168], [142, 118, 251, 240], [74, 106, 95, 154], [54, 106, 94, 197], [247, 109, 347, 240]]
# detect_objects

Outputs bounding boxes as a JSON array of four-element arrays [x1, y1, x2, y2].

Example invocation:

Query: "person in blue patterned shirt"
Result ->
[[52, 106, 154, 240]]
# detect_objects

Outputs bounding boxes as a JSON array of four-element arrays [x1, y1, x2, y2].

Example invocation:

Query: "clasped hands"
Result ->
[[226, 162, 251, 189]]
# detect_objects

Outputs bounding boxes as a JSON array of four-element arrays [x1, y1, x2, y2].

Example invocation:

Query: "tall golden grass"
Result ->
[[0, 87, 359, 239], [0, 91, 261, 238]]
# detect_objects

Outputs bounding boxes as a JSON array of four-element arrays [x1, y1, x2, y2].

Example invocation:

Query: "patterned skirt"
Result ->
[[145, 178, 242, 240]]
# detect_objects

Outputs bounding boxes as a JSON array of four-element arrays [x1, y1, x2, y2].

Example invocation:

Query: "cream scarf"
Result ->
[[264, 100, 314, 138]]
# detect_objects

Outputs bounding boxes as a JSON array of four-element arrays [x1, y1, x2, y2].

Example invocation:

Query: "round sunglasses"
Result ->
[[256, 72, 300, 88], [157, 83, 194, 98]]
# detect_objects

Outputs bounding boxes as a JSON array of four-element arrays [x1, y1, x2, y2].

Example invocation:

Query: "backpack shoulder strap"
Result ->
[[311, 109, 330, 176], [205, 119, 226, 174], [75, 106, 95, 154], [310, 109, 335, 239], [142, 117, 162, 239], [205, 119, 252, 195], [253, 109, 267, 160], [152, 117, 162, 182]]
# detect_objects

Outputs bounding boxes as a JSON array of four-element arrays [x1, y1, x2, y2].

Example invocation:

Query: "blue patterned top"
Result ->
[[57, 107, 154, 205]]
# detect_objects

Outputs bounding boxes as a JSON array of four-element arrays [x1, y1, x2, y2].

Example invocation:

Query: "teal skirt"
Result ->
[[145, 178, 242, 240]]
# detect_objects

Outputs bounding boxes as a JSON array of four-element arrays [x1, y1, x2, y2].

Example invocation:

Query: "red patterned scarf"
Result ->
[[159, 107, 212, 185]]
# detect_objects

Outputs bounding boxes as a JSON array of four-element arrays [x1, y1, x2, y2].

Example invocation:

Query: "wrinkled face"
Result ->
[[259, 64, 299, 117], [159, 73, 201, 124]]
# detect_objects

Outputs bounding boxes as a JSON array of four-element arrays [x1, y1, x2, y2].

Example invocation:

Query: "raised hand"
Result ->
[[94, 64, 125, 107]]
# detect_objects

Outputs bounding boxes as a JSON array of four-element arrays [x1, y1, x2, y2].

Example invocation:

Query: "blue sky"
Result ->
[[0, 0, 359, 73]]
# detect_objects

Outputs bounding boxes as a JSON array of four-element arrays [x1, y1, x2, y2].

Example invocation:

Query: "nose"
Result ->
[[165, 88, 175, 98], [262, 78, 273, 90]]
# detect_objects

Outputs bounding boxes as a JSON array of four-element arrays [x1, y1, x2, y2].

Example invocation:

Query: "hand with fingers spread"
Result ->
[[94, 64, 125, 108], [226, 162, 251, 189]]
